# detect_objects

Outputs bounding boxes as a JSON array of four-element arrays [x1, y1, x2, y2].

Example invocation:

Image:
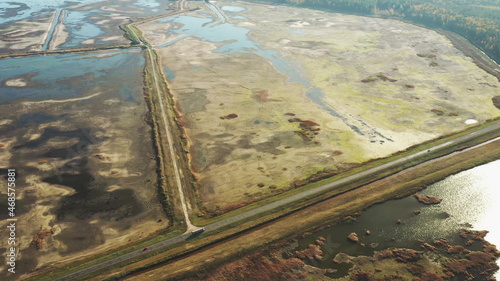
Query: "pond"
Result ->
[[293, 160, 500, 278]]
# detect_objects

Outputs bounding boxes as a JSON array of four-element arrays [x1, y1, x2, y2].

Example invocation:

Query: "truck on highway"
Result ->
[[191, 228, 205, 235]]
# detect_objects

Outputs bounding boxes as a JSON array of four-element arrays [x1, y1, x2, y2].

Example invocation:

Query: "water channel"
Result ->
[[293, 160, 500, 279], [157, 4, 392, 142]]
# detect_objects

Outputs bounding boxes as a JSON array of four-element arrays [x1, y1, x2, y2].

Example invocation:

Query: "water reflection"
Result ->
[[294, 160, 500, 278]]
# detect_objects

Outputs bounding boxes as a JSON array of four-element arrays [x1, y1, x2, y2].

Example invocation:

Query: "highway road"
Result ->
[[52, 121, 500, 281]]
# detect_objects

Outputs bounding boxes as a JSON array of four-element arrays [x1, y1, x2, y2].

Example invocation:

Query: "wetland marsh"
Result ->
[[0, 0, 499, 279], [142, 0, 500, 212], [0, 49, 167, 278]]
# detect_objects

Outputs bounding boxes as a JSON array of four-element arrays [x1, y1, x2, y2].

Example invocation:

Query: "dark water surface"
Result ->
[[293, 160, 500, 278]]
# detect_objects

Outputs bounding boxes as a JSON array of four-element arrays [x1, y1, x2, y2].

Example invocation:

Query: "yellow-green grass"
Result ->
[[190, 117, 500, 226]]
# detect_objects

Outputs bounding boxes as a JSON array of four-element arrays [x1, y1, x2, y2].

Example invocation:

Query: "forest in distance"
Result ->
[[262, 0, 500, 64]]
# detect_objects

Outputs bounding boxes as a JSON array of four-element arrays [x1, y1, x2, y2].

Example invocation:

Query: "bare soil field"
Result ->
[[143, 0, 500, 212]]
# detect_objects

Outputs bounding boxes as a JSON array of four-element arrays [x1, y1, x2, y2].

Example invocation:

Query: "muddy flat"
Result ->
[[0, 49, 167, 278]]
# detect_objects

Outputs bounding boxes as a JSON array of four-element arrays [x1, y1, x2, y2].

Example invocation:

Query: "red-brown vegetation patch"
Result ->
[[417, 53, 437, 59], [467, 251, 494, 264], [460, 229, 489, 242], [448, 245, 469, 257], [220, 113, 239, 120], [289, 118, 321, 141], [377, 250, 394, 260], [493, 96, 500, 109], [417, 272, 445, 281], [332, 150, 343, 156], [421, 243, 437, 252], [361, 77, 378, 83], [376, 73, 398, 82], [414, 193, 442, 204], [295, 244, 323, 260], [184, 253, 305, 281], [252, 89, 280, 102], [300, 120, 319, 127], [288, 117, 304, 123], [361, 73, 397, 83], [222, 202, 250, 213], [443, 259, 474, 275], [31, 228, 56, 250], [391, 248, 422, 263], [291, 170, 338, 188], [347, 232, 360, 243], [350, 271, 376, 281], [483, 245, 500, 256], [432, 239, 449, 248], [284, 112, 296, 116], [0, 143, 5, 148], [431, 109, 445, 116], [407, 264, 426, 276]]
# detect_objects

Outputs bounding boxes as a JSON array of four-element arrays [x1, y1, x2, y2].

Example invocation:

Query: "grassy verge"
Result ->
[[119, 24, 143, 45], [0, 45, 134, 59], [436, 29, 500, 81]]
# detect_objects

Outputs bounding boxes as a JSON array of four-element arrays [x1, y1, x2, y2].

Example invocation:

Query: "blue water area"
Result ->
[[164, 66, 176, 79], [159, 15, 304, 78], [205, 1, 226, 22], [59, 10, 105, 49], [135, 0, 161, 9], [0, 0, 102, 24], [42, 9, 63, 51], [221, 5, 247, 19], [156, 34, 190, 49], [0, 50, 144, 104], [221, 6, 246, 12], [229, 15, 246, 20]]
